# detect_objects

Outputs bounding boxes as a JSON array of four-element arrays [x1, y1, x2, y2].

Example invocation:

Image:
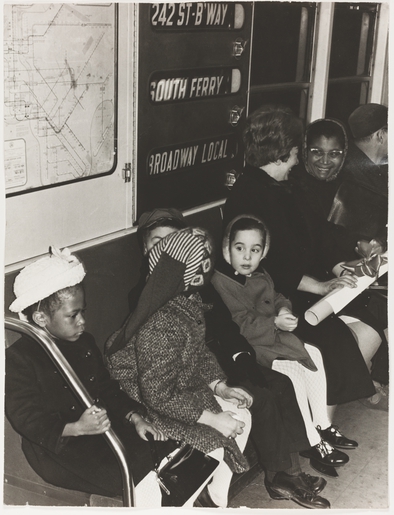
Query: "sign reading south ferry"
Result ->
[[150, 67, 241, 103], [150, 3, 245, 30], [147, 134, 238, 176]]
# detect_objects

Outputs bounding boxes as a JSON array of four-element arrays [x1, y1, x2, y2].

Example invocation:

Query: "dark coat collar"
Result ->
[[243, 163, 293, 192]]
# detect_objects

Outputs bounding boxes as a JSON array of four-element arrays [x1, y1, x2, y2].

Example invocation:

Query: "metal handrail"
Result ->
[[5, 317, 134, 507]]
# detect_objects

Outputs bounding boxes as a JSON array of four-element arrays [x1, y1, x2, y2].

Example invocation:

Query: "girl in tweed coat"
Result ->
[[106, 227, 252, 508]]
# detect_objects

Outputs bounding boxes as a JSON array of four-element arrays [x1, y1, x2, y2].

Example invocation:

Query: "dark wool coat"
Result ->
[[330, 142, 388, 245], [5, 332, 174, 495], [291, 156, 389, 385], [223, 165, 375, 404], [106, 293, 249, 474]]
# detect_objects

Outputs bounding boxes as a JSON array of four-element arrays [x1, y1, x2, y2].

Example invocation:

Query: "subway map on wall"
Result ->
[[4, 3, 117, 195]]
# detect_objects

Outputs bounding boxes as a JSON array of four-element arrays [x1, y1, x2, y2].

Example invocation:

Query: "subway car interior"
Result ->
[[3, 1, 390, 511]]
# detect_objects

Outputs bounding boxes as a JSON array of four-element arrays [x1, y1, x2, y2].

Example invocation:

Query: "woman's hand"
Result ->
[[62, 405, 111, 437], [215, 382, 253, 409], [198, 410, 245, 438], [129, 413, 168, 441], [317, 275, 358, 296], [275, 309, 298, 332], [298, 273, 358, 297]]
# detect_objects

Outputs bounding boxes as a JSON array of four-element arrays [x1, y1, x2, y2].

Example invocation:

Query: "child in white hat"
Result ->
[[6, 246, 177, 506]]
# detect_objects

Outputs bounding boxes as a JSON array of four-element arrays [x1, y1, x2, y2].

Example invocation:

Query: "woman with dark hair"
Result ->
[[223, 105, 375, 440]]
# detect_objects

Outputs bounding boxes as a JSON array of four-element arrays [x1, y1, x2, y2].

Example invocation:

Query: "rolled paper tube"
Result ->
[[304, 299, 334, 326], [305, 257, 388, 326]]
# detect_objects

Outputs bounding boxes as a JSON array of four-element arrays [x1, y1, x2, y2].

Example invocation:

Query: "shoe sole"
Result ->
[[266, 484, 329, 509], [299, 450, 348, 466], [329, 444, 358, 450], [309, 458, 339, 478]]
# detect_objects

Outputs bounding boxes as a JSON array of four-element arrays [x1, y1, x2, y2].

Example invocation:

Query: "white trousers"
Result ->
[[134, 396, 251, 508], [272, 343, 331, 447]]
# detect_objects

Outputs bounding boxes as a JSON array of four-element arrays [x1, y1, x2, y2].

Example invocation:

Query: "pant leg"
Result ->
[[23, 423, 176, 501], [236, 378, 304, 471], [262, 366, 310, 453]]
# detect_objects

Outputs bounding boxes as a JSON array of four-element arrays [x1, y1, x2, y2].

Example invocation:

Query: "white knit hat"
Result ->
[[9, 246, 86, 315]]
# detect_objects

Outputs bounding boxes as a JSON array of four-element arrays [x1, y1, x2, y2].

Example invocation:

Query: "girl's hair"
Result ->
[[243, 104, 303, 167], [229, 217, 268, 249], [23, 284, 84, 323], [307, 120, 346, 148]]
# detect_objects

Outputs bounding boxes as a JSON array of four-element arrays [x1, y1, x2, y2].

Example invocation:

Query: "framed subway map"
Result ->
[[4, 3, 118, 196]]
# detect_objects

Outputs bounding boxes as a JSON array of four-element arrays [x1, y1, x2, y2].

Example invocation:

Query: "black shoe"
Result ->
[[309, 458, 339, 478], [264, 471, 330, 509], [300, 439, 349, 467], [298, 472, 327, 494], [194, 486, 218, 508], [317, 425, 358, 449]]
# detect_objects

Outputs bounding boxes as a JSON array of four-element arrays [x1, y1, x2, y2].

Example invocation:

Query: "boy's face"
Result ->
[[229, 229, 264, 276], [44, 288, 86, 342], [144, 226, 179, 254]]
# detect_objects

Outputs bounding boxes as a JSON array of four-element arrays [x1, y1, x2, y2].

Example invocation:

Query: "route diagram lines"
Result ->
[[4, 3, 117, 192]]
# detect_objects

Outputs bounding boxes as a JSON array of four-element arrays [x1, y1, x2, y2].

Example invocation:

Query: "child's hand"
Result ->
[[275, 311, 298, 332], [75, 405, 111, 436], [216, 382, 253, 409], [130, 413, 168, 441], [209, 411, 245, 439]]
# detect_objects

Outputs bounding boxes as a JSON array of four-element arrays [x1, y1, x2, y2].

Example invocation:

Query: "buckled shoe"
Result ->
[[264, 471, 330, 509], [300, 439, 349, 466], [317, 425, 358, 449]]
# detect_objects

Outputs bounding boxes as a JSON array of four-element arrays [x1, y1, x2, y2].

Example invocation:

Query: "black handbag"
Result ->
[[148, 436, 219, 507]]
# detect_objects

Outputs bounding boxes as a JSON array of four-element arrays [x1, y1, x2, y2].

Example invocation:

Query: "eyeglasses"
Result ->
[[309, 148, 344, 160]]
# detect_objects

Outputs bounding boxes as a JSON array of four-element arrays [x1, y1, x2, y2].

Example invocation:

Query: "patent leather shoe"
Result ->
[[300, 439, 349, 466], [264, 471, 330, 509], [309, 458, 339, 478], [194, 486, 218, 508], [317, 425, 358, 449]]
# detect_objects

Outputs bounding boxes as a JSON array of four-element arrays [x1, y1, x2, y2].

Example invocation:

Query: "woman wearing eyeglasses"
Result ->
[[223, 105, 376, 446], [290, 119, 347, 225], [290, 118, 386, 407]]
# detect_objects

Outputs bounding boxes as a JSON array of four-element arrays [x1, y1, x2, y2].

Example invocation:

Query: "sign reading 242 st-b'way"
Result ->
[[150, 3, 245, 30]]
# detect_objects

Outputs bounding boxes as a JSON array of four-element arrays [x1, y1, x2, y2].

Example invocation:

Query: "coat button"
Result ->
[[54, 370, 58, 374], [89, 376, 95, 382], [63, 384, 68, 389], [197, 320, 202, 325], [85, 350, 92, 358], [70, 405, 76, 411]]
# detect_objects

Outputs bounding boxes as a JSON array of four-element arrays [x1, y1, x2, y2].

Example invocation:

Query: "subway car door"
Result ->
[[136, 2, 253, 215]]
